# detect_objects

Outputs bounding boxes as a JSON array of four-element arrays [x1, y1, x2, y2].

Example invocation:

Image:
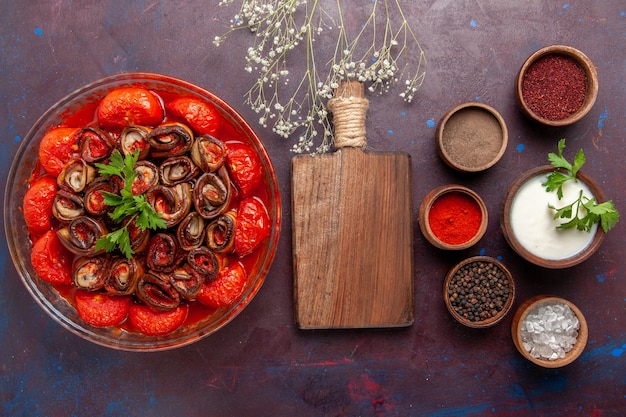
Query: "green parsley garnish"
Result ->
[[542, 139, 619, 233], [94, 150, 166, 258]]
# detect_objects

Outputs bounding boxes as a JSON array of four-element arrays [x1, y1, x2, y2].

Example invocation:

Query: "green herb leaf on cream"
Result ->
[[543, 139, 619, 233]]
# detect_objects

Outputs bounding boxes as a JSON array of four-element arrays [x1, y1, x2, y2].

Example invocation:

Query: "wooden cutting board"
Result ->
[[292, 81, 414, 329]]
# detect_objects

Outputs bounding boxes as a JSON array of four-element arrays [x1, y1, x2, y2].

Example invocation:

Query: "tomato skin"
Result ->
[[97, 87, 164, 129], [23, 175, 57, 235], [234, 197, 270, 257], [75, 290, 132, 327], [226, 142, 263, 196], [129, 304, 189, 336], [197, 261, 247, 308], [166, 97, 221, 135], [30, 230, 74, 285], [38, 127, 80, 176]]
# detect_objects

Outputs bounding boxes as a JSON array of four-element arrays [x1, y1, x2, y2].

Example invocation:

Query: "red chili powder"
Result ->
[[521, 54, 587, 121], [428, 192, 482, 245]]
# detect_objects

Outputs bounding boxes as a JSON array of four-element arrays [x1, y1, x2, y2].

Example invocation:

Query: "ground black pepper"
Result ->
[[440, 107, 504, 169], [447, 261, 511, 322]]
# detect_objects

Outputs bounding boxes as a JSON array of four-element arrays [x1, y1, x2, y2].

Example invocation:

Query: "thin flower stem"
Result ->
[[215, 0, 426, 153]]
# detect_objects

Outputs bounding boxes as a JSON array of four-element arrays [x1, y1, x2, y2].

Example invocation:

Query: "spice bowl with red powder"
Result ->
[[443, 256, 515, 328], [516, 45, 599, 127], [418, 185, 488, 250]]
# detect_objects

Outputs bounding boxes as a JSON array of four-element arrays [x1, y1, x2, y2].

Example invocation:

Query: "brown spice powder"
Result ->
[[441, 107, 504, 169]]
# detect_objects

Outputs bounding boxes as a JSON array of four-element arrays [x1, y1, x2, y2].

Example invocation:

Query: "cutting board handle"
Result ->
[[327, 81, 369, 148]]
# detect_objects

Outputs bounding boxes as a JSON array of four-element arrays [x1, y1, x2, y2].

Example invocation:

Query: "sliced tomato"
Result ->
[[129, 304, 189, 336], [225, 142, 263, 196], [38, 127, 80, 177], [166, 96, 221, 135], [97, 87, 164, 129], [197, 261, 247, 308], [23, 175, 57, 235], [234, 197, 270, 257], [30, 230, 74, 285], [75, 290, 132, 327]]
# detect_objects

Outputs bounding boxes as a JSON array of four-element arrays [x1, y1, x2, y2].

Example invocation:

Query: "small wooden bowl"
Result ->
[[419, 185, 488, 250], [436, 102, 508, 173], [511, 295, 588, 368], [443, 256, 515, 328], [501, 165, 605, 269], [516, 45, 598, 126]]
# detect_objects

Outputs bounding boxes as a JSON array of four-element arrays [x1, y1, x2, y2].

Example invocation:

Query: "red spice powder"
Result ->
[[428, 192, 482, 245], [521, 54, 587, 121]]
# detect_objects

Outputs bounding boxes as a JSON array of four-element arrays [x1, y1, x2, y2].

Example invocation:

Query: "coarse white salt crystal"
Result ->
[[520, 302, 580, 360]]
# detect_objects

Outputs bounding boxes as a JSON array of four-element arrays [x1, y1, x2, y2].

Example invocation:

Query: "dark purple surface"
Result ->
[[1, 1, 624, 416]]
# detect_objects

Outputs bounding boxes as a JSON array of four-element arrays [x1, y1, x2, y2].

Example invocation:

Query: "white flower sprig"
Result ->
[[214, 0, 426, 153]]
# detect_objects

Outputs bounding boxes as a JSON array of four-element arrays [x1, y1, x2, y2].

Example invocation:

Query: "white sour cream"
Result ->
[[510, 173, 597, 260]]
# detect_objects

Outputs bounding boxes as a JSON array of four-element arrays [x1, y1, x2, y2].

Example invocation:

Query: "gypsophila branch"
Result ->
[[215, 0, 426, 153]]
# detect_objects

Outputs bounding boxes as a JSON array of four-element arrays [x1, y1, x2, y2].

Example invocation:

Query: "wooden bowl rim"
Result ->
[[511, 295, 588, 368], [500, 165, 606, 269], [419, 184, 488, 250], [436, 102, 508, 172], [443, 256, 516, 328], [515, 44, 599, 126]]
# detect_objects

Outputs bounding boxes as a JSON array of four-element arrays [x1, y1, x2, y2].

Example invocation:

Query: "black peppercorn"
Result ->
[[447, 260, 512, 323]]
